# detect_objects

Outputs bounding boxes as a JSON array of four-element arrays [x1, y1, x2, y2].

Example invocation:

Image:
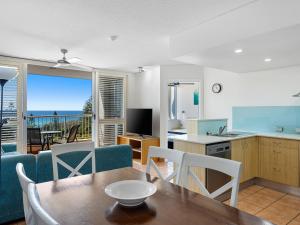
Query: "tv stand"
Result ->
[[117, 135, 160, 165]]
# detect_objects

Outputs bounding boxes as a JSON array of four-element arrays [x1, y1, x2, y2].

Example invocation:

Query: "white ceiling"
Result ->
[[0, 0, 300, 72], [175, 24, 300, 73]]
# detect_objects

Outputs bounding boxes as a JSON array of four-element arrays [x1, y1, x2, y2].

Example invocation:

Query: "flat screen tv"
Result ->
[[126, 108, 152, 136]]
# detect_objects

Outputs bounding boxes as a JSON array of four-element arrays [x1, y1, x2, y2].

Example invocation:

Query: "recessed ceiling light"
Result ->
[[109, 35, 118, 41], [234, 49, 243, 54], [264, 58, 272, 62]]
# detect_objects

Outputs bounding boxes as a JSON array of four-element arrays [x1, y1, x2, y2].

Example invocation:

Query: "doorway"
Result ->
[[167, 81, 201, 148]]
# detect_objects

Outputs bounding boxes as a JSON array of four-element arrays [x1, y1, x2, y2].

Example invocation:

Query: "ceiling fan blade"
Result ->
[[53, 63, 62, 68], [70, 63, 93, 72], [68, 57, 81, 63], [52, 63, 71, 68]]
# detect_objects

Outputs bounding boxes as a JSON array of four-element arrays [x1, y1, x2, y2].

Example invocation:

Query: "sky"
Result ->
[[27, 74, 92, 111]]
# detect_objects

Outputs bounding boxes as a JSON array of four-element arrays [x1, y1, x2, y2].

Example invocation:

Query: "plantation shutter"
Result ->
[[96, 72, 126, 146], [1, 67, 18, 143]]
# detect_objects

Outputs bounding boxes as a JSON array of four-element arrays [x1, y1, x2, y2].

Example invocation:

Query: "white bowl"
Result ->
[[105, 180, 157, 207]]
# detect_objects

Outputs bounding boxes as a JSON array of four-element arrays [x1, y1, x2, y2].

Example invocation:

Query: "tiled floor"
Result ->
[[224, 185, 300, 225], [7, 161, 300, 225]]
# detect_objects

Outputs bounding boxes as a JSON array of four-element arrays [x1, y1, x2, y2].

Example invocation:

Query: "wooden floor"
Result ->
[[7, 160, 300, 225]]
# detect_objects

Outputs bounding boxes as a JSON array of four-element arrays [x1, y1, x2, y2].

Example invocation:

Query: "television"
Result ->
[[126, 108, 152, 136]]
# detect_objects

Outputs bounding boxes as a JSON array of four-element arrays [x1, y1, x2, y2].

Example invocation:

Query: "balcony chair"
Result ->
[[54, 124, 80, 145], [27, 128, 48, 153]]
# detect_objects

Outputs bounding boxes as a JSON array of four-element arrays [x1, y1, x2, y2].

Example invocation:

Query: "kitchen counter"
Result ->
[[168, 128, 187, 134], [256, 132, 300, 140], [172, 132, 300, 145]]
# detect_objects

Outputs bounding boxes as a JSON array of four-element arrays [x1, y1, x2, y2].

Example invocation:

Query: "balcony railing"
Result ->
[[27, 114, 92, 141]]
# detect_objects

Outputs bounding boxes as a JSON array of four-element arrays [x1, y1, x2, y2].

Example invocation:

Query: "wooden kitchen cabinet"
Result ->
[[259, 137, 299, 187], [231, 137, 258, 183]]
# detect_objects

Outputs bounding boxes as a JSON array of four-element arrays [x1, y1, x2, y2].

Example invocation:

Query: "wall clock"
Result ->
[[212, 83, 222, 93]]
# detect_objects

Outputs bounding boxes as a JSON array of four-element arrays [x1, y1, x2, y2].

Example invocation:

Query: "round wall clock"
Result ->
[[212, 83, 222, 93]]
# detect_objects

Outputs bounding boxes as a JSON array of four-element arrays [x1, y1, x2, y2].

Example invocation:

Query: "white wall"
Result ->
[[204, 67, 241, 128], [127, 66, 160, 136], [204, 66, 300, 128], [160, 64, 204, 147], [239, 67, 300, 106]]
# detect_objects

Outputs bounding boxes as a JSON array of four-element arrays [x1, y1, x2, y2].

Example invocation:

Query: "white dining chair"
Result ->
[[146, 146, 185, 184], [16, 163, 35, 225], [27, 183, 60, 225], [51, 141, 96, 180], [179, 153, 242, 207]]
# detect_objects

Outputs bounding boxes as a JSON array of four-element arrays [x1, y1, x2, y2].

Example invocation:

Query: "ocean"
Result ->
[[27, 110, 84, 116]]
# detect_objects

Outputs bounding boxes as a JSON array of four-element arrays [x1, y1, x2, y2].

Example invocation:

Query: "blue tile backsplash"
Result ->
[[232, 106, 300, 134], [198, 119, 227, 135]]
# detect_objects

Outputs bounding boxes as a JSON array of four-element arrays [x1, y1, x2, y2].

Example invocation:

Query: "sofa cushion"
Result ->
[[95, 145, 132, 171], [0, 154, 36, 224], [2, 144, 17, 153], [3, 152, 21, 156]]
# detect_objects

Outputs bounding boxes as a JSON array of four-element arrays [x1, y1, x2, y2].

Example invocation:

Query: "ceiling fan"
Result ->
[[53, 49, 93, 71]]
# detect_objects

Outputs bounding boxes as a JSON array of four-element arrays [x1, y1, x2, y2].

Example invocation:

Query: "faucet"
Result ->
[[218, 125, 227, 135]]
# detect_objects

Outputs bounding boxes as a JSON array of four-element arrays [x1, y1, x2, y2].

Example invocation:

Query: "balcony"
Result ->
[[27, 114, 92, 143]]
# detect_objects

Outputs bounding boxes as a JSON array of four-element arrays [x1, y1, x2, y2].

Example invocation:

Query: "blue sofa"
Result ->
[[0, 144, 132, 224]]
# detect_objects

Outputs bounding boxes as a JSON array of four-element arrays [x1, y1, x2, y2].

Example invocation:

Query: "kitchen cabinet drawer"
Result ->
[[259, 137, 299, 186], [260, 137, 298, 149]]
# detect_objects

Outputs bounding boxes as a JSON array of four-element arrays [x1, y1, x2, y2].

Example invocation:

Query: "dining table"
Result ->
[[36, 167, 273, 225]]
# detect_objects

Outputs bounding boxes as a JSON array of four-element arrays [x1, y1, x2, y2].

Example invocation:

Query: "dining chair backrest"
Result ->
[[179, 153, 242, 207], [16, 163, 35, 225], [51, 141, 96, 180], [66, 124, 80, 143], [27, 183, 60, 225], [146, 146, 185, 184]]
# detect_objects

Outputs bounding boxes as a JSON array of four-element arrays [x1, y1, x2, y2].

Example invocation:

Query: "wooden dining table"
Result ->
[[37, 167, 273, 225]]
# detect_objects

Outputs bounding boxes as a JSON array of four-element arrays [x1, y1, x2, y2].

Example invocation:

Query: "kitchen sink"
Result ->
[[210, 133, 241, 137]]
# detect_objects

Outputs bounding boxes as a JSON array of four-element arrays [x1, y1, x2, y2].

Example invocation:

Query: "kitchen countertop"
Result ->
[[168, 128, 187, 134], [172, 131, 300, 145]]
